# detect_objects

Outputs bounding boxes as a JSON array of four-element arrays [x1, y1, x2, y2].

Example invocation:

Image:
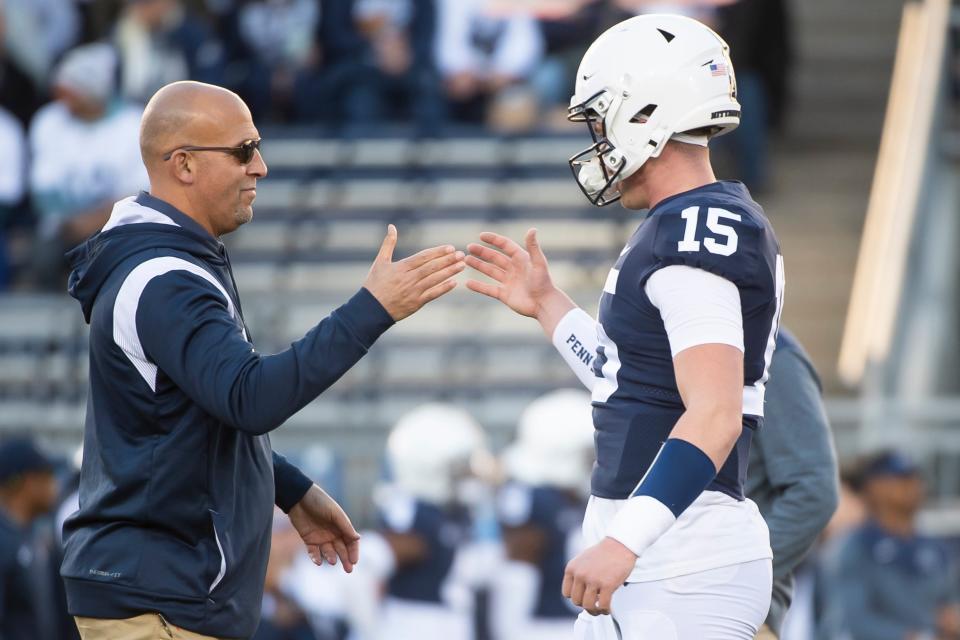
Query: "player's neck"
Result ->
[[641, 144, 717, 210]]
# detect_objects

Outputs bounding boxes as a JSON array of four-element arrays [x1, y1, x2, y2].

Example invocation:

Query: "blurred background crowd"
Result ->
[[5, 408, 960, 640], [0, 0, 790, 292], [1, 0, 959, 639]]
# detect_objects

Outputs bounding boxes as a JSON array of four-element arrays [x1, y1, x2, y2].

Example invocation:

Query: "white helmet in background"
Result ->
[[386, 403, 492, 505], [502, 390, 595, 495], [568, 14, 740, 206]]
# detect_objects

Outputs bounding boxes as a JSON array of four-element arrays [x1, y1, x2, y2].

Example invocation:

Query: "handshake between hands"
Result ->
[[362, 224, 577, 334]]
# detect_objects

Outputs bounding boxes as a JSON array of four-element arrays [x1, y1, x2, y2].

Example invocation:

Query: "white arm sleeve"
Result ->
[[0, 109, 25, 205], [644, 265, 744, 356], [435, 0, 478, 76], [490, 13, 544, 79], [551, 308, 600, 392]]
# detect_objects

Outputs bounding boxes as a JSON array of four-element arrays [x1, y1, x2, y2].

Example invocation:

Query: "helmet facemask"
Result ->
[[567, 90, 628, 207]]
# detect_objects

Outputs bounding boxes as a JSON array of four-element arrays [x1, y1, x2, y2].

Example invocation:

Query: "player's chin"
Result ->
[[619, 192, 646, 211], [616, 178, 649, 210]]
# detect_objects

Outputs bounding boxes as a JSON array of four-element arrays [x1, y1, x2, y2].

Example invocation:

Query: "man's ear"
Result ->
[[172, 151, 196, 185]]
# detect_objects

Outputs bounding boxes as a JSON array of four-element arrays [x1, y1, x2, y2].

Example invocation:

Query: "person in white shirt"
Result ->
[[0, 105, 25, 289], [28, 43, 148, 289], [434, 0, 543, 125]]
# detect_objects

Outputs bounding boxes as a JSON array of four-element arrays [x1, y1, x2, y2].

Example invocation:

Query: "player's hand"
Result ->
[[363, 224, 465, 321], [466, 229, 569, 320], [562, 537, 637, 616], [288, 484, 360, 573]]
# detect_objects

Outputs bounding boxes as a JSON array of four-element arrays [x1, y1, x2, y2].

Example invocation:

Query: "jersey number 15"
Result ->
[[677, 206, 741, 256]]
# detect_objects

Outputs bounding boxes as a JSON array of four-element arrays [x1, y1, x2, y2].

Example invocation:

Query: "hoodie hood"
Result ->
[[67, 192, 227, 322]]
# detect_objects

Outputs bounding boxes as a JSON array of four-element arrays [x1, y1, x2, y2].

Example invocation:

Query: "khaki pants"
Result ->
[[755, 624, 778, 640], [74, 613, 219, 640]]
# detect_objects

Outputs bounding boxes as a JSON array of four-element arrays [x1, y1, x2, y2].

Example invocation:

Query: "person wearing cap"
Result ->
[[0, 437, 58, 640], [820, 451, 960, 640], [28, 42, 148, 289], [745, 328, 838, 640]]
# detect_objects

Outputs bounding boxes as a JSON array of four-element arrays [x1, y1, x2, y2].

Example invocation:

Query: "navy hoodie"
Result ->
[[61, 192, 394, 638]]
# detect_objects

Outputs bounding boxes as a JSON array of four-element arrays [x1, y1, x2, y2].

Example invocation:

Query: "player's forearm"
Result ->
[[669, 403, 743, 470], [671, 343, 745, 468], [535, 286, 577, 338], [546, 294, 599, 392]]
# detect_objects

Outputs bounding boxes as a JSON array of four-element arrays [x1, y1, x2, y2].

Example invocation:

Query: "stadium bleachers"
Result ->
[[0, 134, 615, 520]]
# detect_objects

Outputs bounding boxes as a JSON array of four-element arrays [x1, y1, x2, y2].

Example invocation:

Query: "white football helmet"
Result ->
[[502, 390, 595, 495], [386, 403, 492, 505], [568, 14, 740, 206]]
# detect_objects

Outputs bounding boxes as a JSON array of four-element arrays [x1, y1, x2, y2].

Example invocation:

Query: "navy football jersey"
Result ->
[[379, 495, 471, 604], [591, 181, 784, 500], [497, 483, 585, 619]]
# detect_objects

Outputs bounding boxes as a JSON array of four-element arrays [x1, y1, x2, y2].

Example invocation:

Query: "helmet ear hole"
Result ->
[[630, 104, 658, 124]]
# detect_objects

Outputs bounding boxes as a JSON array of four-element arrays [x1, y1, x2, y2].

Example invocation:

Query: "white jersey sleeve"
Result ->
[[551, 307, 600, 392], [434, 0, 479, 75], [644, 265, 744, 357]]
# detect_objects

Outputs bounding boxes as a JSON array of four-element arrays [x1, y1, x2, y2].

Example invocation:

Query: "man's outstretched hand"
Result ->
[[288, 484, 360, 573], [363, 224, 465, 321], [465, 229, 576, 337]]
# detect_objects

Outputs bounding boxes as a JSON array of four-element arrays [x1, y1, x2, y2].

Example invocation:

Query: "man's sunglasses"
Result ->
[[162, 139, 262, 164]]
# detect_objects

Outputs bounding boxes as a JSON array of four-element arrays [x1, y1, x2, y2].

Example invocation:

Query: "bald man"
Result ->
[[60, 81, 465, 640]]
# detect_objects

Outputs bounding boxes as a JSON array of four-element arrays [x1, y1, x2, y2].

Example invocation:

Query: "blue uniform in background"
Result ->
[[497, 483, 583, 620], [376, 492, 475, 640], [381, 498, 470, 605]]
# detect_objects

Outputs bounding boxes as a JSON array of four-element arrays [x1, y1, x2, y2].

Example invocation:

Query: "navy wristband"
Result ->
[[633, 438, 717, 517]]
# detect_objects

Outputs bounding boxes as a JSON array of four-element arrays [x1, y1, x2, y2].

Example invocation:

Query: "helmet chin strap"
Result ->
[[670, 132, 710, 146]]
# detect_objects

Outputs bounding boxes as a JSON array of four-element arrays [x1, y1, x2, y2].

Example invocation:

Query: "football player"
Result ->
[[369, 403, 493, 640], [493, 389, 595, 640], [466, 14, 784, 639]]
